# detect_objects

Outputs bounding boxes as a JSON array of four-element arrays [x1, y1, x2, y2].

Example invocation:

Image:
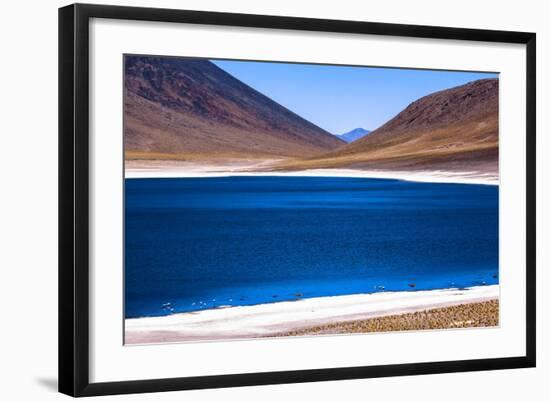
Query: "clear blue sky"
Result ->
[[212, 59, 498, 135]]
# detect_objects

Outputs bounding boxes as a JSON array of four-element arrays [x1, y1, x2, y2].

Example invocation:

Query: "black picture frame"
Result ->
[[59, 3, 536, 397]]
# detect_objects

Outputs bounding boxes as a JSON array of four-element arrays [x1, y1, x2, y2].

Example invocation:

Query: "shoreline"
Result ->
[[125, 285, 499, 345], [124, 161, 498, 185], [276, 299, 499, 337]]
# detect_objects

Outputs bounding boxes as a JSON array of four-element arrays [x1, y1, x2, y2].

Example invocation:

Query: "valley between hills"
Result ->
[[124, 56, 498, 183]]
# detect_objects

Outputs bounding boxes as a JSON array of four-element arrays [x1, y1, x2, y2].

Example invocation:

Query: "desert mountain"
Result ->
[[286, 78, 498, 173], [336, 128, 371, 143], [124, 56, 344, 159]]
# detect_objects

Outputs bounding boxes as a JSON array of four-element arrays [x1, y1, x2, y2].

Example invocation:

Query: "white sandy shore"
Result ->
[[125, 163, 498, 185], [125, 285, 499, 344]]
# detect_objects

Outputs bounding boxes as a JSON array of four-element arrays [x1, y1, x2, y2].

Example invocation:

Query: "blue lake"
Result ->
[[125, 176, 499, 318]]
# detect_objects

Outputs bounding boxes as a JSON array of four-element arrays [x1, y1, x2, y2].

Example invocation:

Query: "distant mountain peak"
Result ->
[[316, 78, 499, 173], [336, 128, 371, 143]]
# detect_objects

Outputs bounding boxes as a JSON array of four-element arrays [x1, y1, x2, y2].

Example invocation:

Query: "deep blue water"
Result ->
[[125, 176, 498, 318]]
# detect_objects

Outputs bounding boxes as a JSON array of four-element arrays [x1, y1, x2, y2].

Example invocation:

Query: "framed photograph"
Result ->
[[59, 3, 536, 397]]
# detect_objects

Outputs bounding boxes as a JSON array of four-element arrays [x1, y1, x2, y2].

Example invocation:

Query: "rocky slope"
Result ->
[[284, 78, 499, 173], [124, 56, 344, 160]]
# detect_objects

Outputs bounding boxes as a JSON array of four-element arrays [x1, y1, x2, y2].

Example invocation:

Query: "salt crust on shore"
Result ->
[[125, 164, 498, 185], [125, 285, 499, 344]]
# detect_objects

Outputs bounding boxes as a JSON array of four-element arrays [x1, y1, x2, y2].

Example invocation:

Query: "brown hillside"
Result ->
[[283, 78, 499, 173], [124, 56, 344, 159]]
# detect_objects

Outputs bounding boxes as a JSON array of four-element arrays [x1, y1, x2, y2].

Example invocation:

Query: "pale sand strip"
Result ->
[[125, 285, 499, 345], [125, 163, 498, 185]]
